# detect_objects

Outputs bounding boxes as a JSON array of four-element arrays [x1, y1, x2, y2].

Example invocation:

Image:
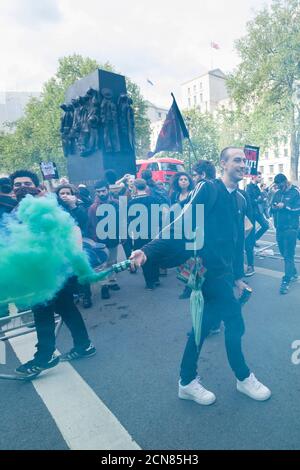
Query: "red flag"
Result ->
[[211, 41, 220, 50]]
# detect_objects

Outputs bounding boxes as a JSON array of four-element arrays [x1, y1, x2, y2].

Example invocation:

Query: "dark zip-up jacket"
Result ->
[[142, 178, 246, 280], [271, 185, 300, 231], [246, 182, 263, 215], [0, 194, 17, 218]]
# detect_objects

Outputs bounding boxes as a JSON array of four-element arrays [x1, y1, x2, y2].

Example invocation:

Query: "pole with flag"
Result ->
[[210, 41, 220, 70], [150, 93, 197, 170]]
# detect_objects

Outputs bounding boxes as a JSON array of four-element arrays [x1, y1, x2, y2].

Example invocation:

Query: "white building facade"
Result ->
[[258, 142, 294, 184], [145, 100, 169, 152], [181, 69, 228, 113]]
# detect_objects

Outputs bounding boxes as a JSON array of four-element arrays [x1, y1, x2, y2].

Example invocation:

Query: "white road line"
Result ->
[[0, 341, 5, 364], [9, 332, 141, 450]]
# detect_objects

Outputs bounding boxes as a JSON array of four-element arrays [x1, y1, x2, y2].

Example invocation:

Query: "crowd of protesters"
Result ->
[[0, 151, 299, 403]]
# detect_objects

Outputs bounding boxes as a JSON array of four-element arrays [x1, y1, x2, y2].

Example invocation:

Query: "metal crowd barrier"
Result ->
[[0, 308, 62, 380]]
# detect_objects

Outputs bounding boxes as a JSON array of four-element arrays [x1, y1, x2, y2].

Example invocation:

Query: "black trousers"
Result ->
[[276, 228, 298, 282], [245, 228, 255, 267], [180, 273, 250, 384], [131, 238, 160, 286], [33, 278, 91, 362], [255, 212, 269, 241], [142, 259, 160, 286]]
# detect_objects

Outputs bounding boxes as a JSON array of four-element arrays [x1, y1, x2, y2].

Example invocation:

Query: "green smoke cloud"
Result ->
[[0, 194, 99, 309]]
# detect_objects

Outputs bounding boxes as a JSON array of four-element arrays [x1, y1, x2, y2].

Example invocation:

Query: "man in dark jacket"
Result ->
[[0, 177, 17, 219], [127, 178, 161, 289], [246, 171, 269, 244], [130, 147, 271, 405], [9, 170, 95, 377], [88, 180, 120, 299], [271, 173, 300, 294]]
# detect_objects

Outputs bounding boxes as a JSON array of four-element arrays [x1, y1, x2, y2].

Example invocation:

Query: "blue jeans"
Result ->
[[276, 229, 298, 282]]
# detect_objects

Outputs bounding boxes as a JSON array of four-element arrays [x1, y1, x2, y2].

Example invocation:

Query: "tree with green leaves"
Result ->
[[227, 0, 300, 181], [0, 54, 150, 175], [182, 108, 220, 170]]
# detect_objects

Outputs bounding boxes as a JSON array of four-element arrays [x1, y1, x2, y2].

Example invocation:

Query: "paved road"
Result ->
[[0, 235, 300, 450]]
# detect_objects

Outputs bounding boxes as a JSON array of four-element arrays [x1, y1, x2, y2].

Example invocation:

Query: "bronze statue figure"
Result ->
[[100, 88, 120, 153], [118, 93, 135, 152], [86, 88, 101, 154], [60, 103, 74, 156]]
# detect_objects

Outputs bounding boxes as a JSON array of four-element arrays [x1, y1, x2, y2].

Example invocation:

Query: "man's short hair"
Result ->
[[193, 160, 216, 180], [94, 179, 109, 190], [10, 169, 40, 188], [274, 173, 287, 185], [134, 178, 147, 191], [220, 147, 243, 162], [104, 169, 117, 184]]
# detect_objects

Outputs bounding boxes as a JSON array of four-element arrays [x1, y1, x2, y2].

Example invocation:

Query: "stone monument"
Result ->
[[61, 69, 136, 188]]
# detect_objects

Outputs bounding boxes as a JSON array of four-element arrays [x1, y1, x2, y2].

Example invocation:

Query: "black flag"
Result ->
[[151, 94, 189, 156]]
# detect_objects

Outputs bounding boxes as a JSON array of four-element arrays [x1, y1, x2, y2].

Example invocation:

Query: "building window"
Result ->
[[200, 93, 203, 103], [193, 96, 197, 105], [188, 88, 190, 95], [265, 152, 269, 159], [269, 165, 274, 175], [278, 164, 284, 172], [259, 166, 264, 174], [199, 82, 202, 89], [205, 101, 208, 112], [158, 112, 161, 118], [188, 98, 191, 107], [193, 85, 196, 93], [284, 148, 288, 157], [274, 149, 279, 158]]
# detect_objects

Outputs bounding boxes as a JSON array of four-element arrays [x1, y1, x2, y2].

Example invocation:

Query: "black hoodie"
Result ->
[[142, 178, 246, 280]]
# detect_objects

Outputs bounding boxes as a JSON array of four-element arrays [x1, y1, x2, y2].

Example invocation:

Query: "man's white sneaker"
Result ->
[[237, 373, 271, 401], [178, 377, 216, 405]]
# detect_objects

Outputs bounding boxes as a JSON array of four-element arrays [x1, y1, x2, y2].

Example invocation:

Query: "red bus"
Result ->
[[136, 157, 185, 187]]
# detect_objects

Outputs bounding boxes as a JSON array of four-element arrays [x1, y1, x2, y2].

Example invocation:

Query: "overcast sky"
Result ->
[[0, 0, 271, 107]]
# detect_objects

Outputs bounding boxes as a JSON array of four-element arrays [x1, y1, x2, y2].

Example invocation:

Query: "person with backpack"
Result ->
[[130, 147, 271, 405]]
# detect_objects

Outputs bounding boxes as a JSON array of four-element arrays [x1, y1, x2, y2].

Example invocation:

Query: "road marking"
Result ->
[[9, 332, 141, 450], [0, 341, 5, 364]]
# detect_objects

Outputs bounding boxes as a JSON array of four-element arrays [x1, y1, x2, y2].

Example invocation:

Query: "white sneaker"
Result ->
[[237, 373, 271, 401], [178, 376, 216, 405]]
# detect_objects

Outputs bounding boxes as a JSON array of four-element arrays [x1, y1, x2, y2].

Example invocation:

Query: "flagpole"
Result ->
[[210, 41, 213, 70], [188, 137, 198, 166]]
